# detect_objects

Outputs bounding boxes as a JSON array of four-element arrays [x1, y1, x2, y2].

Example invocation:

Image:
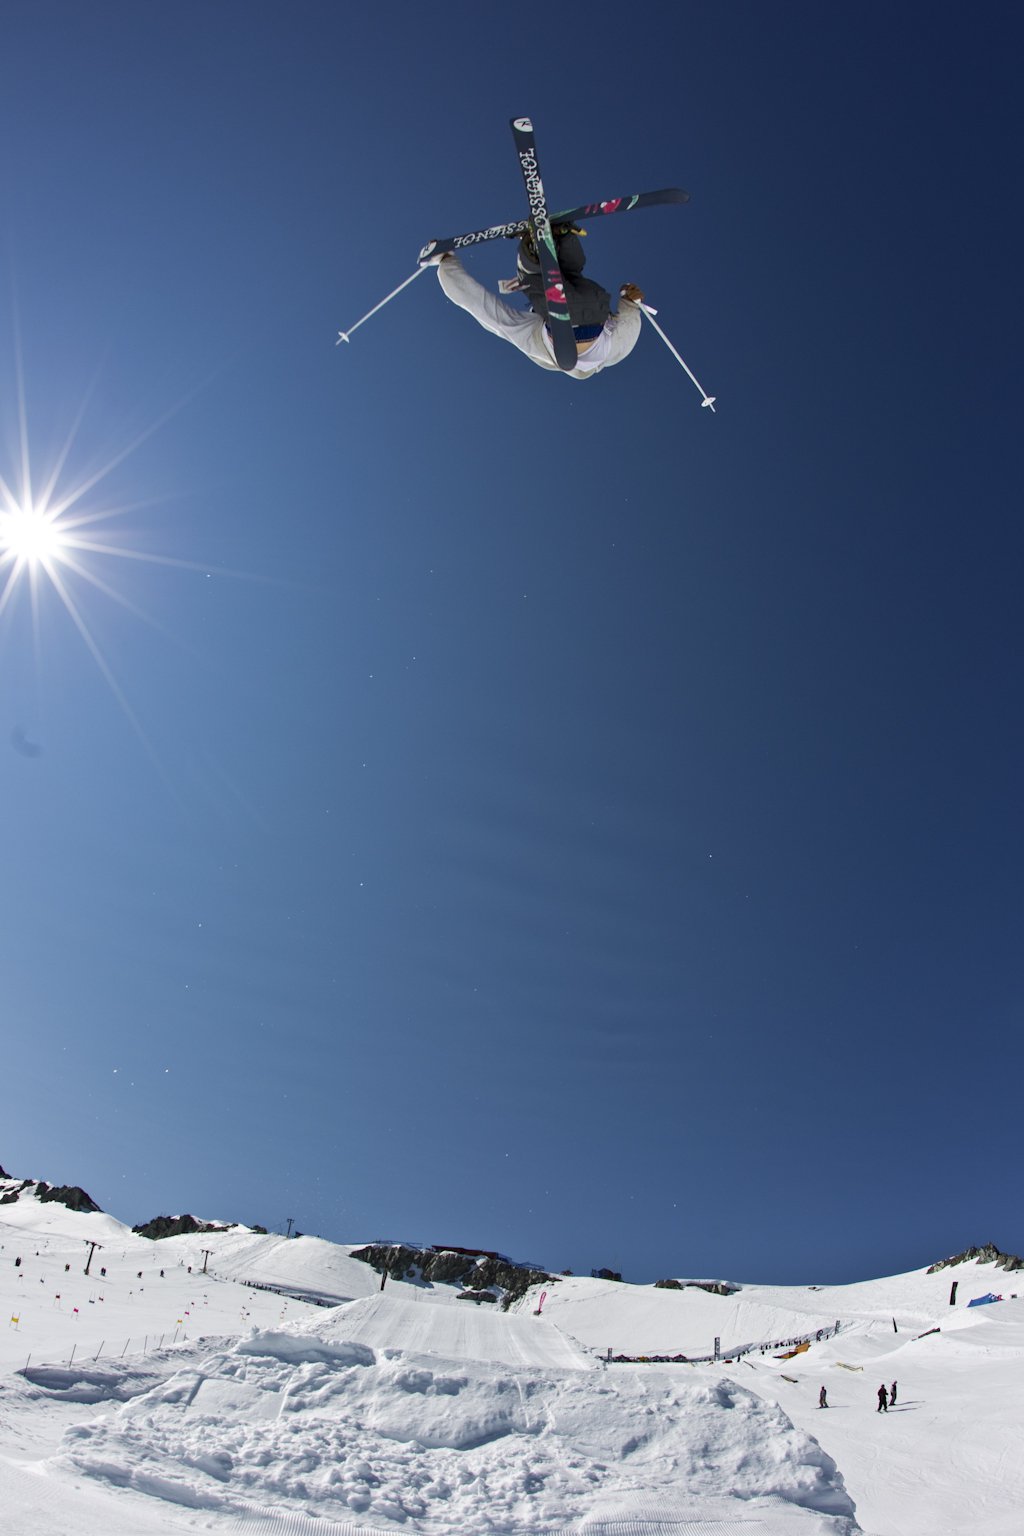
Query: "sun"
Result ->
[[0, 336, 241, 781], [0, 500, 68, 569]]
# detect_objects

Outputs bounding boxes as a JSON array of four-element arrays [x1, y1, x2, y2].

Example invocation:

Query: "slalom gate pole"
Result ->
[[336, 266, 430, 345], [638, 303, 716, 411]]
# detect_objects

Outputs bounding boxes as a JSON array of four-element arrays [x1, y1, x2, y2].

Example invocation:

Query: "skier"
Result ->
[[819, 1386, 828, 1408], [889, 1380, 897, 1407], [429, 227, 645, 379], [877, 1383, 889, 1412]]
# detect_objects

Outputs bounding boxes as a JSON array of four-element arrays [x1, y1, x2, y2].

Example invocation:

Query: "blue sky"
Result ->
[[1, 2, 1021, 1283]]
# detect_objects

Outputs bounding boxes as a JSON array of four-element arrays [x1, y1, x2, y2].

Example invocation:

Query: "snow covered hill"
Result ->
[[1, 1169, 1021, 1534]]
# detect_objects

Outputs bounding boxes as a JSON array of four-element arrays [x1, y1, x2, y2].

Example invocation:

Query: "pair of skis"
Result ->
[[417, 184, 688, 262], [421, 117, 688, 372], [337, 117, 713, 408]]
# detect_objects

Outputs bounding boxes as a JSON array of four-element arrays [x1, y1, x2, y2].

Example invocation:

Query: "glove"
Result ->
[[620, 283, 644, 304]]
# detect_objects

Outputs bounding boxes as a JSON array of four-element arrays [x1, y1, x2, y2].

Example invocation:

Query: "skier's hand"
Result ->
[[620, 283, 644, 304]]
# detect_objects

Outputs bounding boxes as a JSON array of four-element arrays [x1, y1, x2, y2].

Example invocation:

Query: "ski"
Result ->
[[509, 115, 577, 372], [419, 187, 688, 262]]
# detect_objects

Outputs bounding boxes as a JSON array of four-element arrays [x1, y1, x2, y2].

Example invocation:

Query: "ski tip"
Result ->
[[419, 240, 438, 262], [511, 116, 533, 133]]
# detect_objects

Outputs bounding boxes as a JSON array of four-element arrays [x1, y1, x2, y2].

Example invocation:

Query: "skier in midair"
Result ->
[[339, 117, 713, 403], [429, 226, 645, 379]]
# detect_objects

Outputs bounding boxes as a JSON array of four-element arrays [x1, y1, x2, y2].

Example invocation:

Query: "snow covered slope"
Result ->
[[2, 1174, 1021, 1534], [525, 1257, 1024, 1359], [309, 1291, 593, 1369]]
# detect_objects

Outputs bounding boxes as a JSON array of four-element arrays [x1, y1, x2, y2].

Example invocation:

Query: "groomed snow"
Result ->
[[2, 1184, 1022, 1534]]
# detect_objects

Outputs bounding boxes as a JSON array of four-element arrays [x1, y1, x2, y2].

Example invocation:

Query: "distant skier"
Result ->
[[431, 227, 644, 379], [889, 1381, 897, 1407], [877, 1383, 889, 1412], [819, 1386, 828, 1408]]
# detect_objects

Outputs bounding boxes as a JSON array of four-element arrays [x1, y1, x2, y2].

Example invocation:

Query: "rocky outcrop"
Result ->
[[36, 1182, 102, 1213], [351, 1243, 553, 1310], [133, 1214, 235, 1240], [0, 1177, 101, 1213], [654, 1277, 739, 1295], [927, 1243, 1024, 1274]]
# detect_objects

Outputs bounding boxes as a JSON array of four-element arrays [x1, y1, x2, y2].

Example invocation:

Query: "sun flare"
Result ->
[[0, 500, 68, 568], [0, 340, 237, 782]]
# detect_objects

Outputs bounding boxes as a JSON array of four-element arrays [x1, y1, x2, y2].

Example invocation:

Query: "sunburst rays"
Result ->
[[0, 328, 248, 785]]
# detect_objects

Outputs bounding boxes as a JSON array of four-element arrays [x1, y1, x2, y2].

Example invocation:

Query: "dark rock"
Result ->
[[353, 1243, 422, 1281], [591, 1268, 622, 1282], [927, 1243, 1024, 1274], [654, 1276, 739, 1295], [133, 1214, 234, 1240], [0, 1179, 34, 1204], [350, 1243, 553, 1310], [424, 1250, 475, 1286], [36, 1183, 101, 1213], [457, 1289, 498, 1303], [0, 1177, 101, 1214]]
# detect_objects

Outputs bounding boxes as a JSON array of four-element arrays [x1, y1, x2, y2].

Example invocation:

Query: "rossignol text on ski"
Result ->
[[336, 117, 714, 404]]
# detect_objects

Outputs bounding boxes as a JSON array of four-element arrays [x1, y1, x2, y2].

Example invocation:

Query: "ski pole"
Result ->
[[638, 302, 716, 411], [336, 266, 430, 345]]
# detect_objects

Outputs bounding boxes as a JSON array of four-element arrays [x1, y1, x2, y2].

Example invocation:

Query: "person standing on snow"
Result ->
[[819, 1386, 828, 1408], [877, 1384, 889, 1412], [430, 226, 644, 379], [889, 1381, 897, 1407]]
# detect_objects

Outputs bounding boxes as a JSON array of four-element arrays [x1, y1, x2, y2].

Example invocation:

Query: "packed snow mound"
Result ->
[[49, 1323, 857, 1533], [198, 1230, 390, 1303], [304, 1292, 594, 1369]]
